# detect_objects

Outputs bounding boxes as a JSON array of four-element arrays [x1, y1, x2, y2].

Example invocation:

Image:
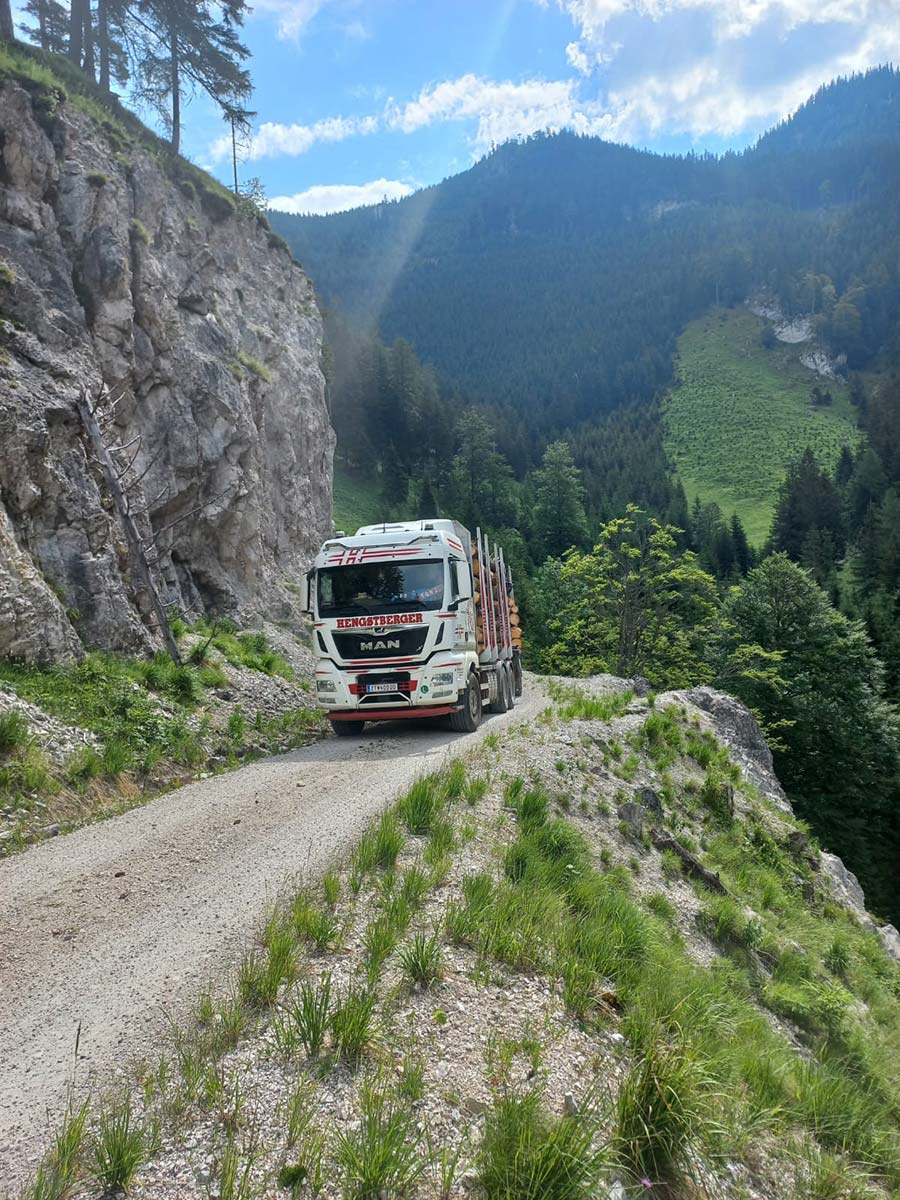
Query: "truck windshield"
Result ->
[[317, 560, 445, 618]]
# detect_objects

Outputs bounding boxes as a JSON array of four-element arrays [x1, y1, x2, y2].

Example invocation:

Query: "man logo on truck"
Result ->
[[360, 639, 401, 651]]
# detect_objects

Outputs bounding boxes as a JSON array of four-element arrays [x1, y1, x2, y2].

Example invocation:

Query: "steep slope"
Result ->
[[272, 68, 900, 425], [663, 307, 861, 543], [0, 47, 335, 664]]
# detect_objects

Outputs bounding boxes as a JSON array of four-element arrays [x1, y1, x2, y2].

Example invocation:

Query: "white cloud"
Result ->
[[269, 178, 416, 215], [251, 0, 327, 41], [546, 0, 900, 139], [210, 114, 378, 163], [387, 74, 616, 154]]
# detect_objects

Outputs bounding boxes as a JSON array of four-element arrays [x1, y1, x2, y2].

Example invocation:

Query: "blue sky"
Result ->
[[15, 0, 899, 212]]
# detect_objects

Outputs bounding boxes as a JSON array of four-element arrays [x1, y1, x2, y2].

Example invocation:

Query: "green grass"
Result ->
[[476, 1089, 605, 1200], [663, 306, 861, 544], [335, 1082, 427, 1199], [332, 464, 385, 535]]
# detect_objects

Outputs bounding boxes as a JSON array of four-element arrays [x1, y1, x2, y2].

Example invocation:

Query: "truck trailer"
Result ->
[[301, 519, 523, 735]]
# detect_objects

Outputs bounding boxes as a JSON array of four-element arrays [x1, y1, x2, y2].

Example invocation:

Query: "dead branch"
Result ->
[[149, 483, 237, 548], [649, 829, 731, 895]]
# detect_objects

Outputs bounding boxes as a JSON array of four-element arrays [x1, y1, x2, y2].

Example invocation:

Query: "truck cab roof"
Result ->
[[314, 519, 470, 568]]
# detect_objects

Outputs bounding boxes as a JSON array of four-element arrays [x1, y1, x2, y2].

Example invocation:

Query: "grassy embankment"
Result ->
[[663, 307, 861, 545], [332, 465, 386, 535], [0, 621, 323, 852], [23, 685, 900, 1200]]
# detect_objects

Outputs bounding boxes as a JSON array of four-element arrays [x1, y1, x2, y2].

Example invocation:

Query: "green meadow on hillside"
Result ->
[[332, 465, 385, 535], [663, 308, 861, 544]]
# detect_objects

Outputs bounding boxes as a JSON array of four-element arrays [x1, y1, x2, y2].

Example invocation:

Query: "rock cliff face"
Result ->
[[0, 74, 334, 662]]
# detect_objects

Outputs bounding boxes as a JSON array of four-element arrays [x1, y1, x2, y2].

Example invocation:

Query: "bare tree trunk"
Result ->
[[69, 0, 86, 66], [38, 0, 49, 48], [98, 0, 110, 92], [0, 0, 13, 42], [82, 0, 95, 81], [76, 388, 182, 663], [169, 22, 180, 154], [231, 117, 239, 195]]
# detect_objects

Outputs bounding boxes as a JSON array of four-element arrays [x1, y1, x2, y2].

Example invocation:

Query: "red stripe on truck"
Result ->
[[330, 706, 456, 722]]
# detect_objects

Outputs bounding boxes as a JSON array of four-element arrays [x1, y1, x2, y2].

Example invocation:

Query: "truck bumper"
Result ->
[[329, 705, 457, 722]]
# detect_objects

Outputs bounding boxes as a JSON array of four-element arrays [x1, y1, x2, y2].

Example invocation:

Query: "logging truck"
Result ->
[[301, 520, 523, 736]]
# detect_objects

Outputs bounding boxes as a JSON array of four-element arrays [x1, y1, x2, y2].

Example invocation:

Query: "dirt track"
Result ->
[[0, 686, 541, 1190]]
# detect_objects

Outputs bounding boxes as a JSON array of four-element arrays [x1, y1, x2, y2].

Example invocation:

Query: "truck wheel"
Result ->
[[513, 654, 523, 698], [504, 664, 515, 709], [331, 719, 365, 737], [490, 667, 511, 713], [451, 673, 482, 733]]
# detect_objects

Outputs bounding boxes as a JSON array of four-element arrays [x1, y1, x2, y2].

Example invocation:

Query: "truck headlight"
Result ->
[[432, 671, 455, 686], [316, 680, 337, 693]]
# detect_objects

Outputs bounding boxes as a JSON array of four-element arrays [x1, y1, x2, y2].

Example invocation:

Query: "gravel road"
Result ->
[[0, 684, 542, 1189]]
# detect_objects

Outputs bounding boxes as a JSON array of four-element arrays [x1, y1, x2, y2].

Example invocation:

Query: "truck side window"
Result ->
[[451, 560, 464, 600]]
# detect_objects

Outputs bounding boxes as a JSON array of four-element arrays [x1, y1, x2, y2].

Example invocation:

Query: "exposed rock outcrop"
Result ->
[[0, 73, 334, 662]]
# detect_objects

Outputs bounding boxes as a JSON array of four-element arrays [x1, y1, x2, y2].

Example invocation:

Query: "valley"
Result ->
[[2, 15, 900, 1200]]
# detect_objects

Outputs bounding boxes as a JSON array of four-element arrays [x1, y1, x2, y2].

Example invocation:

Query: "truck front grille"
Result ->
[[333, 627, 428, 660]]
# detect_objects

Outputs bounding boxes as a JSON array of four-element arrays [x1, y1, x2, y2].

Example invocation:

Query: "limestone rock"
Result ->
[[0, 77, 334, 662], [678, 685, 790, 811]]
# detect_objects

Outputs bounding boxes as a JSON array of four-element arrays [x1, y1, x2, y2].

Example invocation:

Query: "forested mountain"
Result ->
[[272, 67, 900, 425], [293, 69, 900, 922]]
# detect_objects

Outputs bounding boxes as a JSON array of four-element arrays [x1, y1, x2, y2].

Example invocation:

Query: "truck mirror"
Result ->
[[454, 562, 473, 601], [300, 571, 312, 614]]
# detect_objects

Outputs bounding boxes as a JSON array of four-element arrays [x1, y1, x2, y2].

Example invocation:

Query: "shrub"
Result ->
[[129, 217, 150, 245], [237, 350, 272, 383]]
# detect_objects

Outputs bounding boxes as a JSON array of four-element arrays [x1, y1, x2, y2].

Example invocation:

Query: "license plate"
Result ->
[[366, 682, 396, 694]]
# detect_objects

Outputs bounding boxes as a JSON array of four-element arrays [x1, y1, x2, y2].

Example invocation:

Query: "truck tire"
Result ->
[[490, 666, 511, 713], [451, 672, 482, 733], [331, 719, 365, 737], [504, 664, 515, 709], [513, 654, 523, 698]]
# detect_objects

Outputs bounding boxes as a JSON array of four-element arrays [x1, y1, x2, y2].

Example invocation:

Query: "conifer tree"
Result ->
[[530, 440, 588, 560], [135, 0, 251, 155], [21, 0, 69, 51]]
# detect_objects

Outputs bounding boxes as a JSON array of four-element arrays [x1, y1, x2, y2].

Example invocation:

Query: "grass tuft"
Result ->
[[92, 1096, 146, 1193], [335, 1081, 427, 1199], [477, 1088, 605, 1200], [399, 928, 444, 988]]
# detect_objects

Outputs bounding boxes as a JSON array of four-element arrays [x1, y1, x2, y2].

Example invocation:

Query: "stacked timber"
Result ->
[[510, 595, 523, 652]]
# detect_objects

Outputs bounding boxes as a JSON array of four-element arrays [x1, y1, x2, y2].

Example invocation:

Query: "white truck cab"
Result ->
[[302, 519, 521, 736]]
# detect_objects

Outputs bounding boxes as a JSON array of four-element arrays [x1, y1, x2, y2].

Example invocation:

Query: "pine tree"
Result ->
[[136, 0, 251, 155], [21, 0, 69, 52], [730, 514, 752, 574], [722, 554, 900, 921], [770, 448, 845, 561], [530, 440, 588, 560]]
